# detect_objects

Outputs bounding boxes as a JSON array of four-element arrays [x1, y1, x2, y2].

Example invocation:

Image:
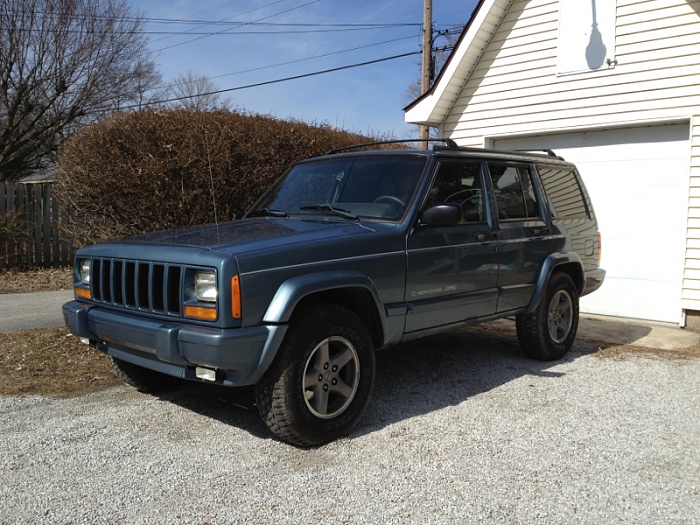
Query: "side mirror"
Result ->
[[418, 203, 461, 228]]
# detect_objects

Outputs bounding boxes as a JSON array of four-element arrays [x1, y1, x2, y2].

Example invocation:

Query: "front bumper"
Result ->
[[63, 301, 287, 387]]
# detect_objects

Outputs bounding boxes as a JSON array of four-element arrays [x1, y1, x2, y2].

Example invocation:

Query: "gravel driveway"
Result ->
[[2, 324, 699, 524]]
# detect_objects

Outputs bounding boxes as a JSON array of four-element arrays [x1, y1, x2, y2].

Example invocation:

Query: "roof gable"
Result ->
[[405, 0, 513, 126]]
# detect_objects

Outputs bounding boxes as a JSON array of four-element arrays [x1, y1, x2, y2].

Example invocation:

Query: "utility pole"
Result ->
[[419, 0, 432, 140]]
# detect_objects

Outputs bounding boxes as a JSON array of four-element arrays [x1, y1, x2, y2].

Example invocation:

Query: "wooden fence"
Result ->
[[0, 182, 74, 268]]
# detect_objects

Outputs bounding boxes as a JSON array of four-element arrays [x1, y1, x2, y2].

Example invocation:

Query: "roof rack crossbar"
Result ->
[[326, 138, 458, 155], [513, 148, 560, 158]]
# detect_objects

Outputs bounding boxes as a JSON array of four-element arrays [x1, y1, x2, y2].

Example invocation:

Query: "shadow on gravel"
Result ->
[[148, 321, 600, 443], [152, 383, 271, 440], [142, 317, 669, 443], [357, 324, 573, 437]]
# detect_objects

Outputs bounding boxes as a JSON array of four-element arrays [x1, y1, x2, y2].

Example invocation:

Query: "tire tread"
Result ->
[[254, 302, 374, 447]]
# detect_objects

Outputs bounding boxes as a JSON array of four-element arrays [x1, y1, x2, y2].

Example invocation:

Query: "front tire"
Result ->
[[255, 303, 375, 447], [516, 272, 579, 361]]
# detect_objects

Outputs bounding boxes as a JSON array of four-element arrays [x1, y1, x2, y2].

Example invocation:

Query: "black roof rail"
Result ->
[[513, 148, 563, 159], [325, 138, 458, 155]]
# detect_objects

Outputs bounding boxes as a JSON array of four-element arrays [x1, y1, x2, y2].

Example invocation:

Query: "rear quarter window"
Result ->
[[536, 165, 590, 219]]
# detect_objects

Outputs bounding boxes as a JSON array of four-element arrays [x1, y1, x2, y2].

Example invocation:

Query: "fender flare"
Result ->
[[524, 252, 585, 314], [263, 270, 389, 337]]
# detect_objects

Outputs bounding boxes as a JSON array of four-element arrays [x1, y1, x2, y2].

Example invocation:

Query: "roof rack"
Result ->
[[326, 138, 458, 155], [514, 148, 562, 159]]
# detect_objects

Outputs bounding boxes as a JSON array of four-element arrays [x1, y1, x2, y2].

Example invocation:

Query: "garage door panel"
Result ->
[[581, 278, 679, 322], [493, 123, 688, 322]]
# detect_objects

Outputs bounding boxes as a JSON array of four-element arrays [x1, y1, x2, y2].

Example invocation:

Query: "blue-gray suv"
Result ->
[[64, 141, 605, 446]]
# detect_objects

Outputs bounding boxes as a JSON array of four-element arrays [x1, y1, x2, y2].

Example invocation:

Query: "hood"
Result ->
[[108, 218, 389, 255]]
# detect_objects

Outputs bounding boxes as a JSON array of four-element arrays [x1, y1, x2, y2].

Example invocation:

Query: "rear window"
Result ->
[[488, 163, 541, 220], [537, 165, 590, 219]]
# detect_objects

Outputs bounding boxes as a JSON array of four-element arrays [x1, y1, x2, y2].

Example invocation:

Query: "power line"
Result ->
[[1, 25, 420, 37], [146, 0, 291, 45], [142, 21, 422, 28], [154, 0, 325, 53], [121, 50, 423, 111], [210, 34, 421, 80]]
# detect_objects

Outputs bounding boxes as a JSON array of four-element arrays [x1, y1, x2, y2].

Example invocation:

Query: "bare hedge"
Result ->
[[56, 110, 381, 247], [0, 209, 27, 267]]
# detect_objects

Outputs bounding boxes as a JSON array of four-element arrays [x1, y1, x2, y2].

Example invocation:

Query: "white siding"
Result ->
[[443, 0, 700, 145], [683, 117, 700, 310]]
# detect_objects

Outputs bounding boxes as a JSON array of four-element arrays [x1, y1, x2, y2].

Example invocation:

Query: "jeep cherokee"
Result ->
[[63, 140, 605, 446]]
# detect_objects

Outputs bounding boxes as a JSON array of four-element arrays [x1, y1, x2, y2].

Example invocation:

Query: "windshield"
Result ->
[[248, 154, 427, 221]]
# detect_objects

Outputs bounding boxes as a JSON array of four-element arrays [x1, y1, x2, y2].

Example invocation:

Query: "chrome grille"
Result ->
[[90, 258, 184, 317]]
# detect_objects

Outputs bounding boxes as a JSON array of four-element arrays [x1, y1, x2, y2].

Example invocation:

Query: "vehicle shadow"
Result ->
[[153, 383, 270, 440], [150, 317, 653, 443], [357, 317, 654, 436], [357, 324, 563, 437]]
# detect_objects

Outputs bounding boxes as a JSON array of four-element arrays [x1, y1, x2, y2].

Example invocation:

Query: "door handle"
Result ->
[[476, 232, 497, 242]]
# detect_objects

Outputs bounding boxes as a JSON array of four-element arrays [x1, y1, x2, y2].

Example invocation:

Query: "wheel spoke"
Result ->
[[331, 377, 354, 399], [315, 340, 330, 368], [304, 370, 318, 389], [557, 317, 569, 335], [330, 345, 355, 370], [304, 340, 328, 387], [312, 386, 330, 414]]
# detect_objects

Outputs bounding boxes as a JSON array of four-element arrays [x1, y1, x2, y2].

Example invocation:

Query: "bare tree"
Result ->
[[119, 58, 168, 112], [0, 0, 162, 181], [167, 71, 232, 112]]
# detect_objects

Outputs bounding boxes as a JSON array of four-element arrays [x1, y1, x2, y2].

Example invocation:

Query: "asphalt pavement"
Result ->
[[0, 290, 73, 332], [0, 289, 698, 352]]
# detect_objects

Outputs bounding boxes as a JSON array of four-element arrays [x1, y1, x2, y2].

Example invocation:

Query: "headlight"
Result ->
[[195, 271, 217, 302], [80, 259, 91, 285]]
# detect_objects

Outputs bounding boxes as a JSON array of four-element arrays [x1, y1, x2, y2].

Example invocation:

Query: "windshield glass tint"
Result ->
[[253, 155, 427, 220]]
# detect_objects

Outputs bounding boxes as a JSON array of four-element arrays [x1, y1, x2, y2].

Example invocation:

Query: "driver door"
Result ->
[[405, 160, 499, 333]]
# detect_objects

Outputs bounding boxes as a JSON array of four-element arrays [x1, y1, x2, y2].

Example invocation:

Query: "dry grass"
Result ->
[[0, 326, 119, 397], [0, 266, 73, 293], [0, 267, 119, 397], [590, 342, 700, 362]]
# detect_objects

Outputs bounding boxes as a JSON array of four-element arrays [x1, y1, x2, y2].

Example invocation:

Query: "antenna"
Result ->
[[203, 120, 220, 243]]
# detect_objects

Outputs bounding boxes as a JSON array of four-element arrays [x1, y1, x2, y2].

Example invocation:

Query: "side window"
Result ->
[[488, 164, 540, 220], [425, 162, 484, 224], [537, 165, 590, 219]]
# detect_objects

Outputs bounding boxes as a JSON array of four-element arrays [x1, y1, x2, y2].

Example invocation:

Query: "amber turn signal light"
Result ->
[[75, 287, 92, 300], [231, 276, 242, 319], [184, 305, 217, 321]]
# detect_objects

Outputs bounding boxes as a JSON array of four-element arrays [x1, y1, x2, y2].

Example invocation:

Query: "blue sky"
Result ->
[[140, 0, 479, 137]]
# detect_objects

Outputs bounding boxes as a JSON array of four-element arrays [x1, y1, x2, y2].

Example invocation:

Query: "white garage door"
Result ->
[[493, 123, 689, 323]]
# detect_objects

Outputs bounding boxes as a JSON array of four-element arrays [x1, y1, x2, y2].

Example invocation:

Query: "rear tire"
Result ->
[[255, 303, 375, 447], [110, 356, 180, 393], [516, 272, 579, 361]]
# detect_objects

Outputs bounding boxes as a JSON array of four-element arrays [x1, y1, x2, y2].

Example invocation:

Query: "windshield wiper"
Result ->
[[300, 204, 359, 221], [248, 208, 288, 218]]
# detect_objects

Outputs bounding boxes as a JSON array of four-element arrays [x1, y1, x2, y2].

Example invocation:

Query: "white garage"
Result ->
[[404, 0, 700, 325], [492, 123, 689, 323]]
